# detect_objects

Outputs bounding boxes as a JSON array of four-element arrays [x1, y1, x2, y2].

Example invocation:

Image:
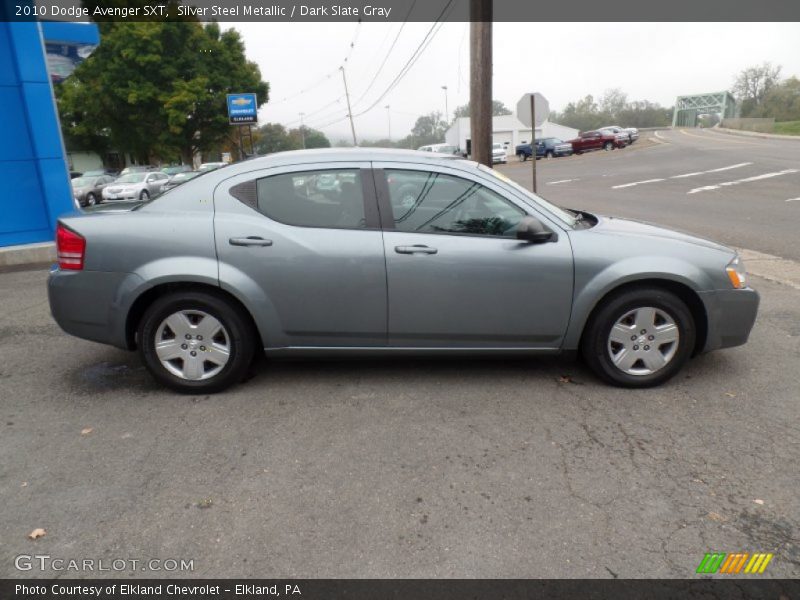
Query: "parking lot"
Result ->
[[2, 130, 799, 579]]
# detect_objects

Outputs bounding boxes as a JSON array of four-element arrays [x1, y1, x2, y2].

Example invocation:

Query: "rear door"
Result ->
[[214, 163, 387, 348], [373, 163, 574, 349]]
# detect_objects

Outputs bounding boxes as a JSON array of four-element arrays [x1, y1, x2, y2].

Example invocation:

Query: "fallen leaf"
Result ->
[[754, 499, 765, 505], [725, 392, 736, 398], [707, 511, 726, 522], [80, 427, 93, 436], [558, 375, 571, 384], [28, 528, 46, 540], [197, 498, 213, 509]]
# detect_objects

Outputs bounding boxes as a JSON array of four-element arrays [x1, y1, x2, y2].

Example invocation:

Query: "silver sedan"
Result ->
[[49, 149, 758, 393]]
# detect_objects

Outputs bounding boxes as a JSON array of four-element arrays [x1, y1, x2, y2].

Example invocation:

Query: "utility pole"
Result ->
[[469, 0, 492, 166], [441, 85, 449, 124], [299, 112, 306, 149], [385, 104, 391, 141], [340, 66, 358, 146]]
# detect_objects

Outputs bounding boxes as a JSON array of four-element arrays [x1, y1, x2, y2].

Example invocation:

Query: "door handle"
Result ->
[[229, 236, 273, 247], [395, 244, 438, 255]]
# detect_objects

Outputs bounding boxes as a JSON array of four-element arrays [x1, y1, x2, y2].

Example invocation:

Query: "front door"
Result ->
[[214, 163, 387, 348], [374, 164, 574, 349]]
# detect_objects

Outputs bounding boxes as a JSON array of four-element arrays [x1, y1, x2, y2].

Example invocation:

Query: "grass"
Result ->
[[773, 120, 800, 136]]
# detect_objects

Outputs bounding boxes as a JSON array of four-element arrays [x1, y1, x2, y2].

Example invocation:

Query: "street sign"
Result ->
[[516, 93, 549, 127], [226, 93, 258, 125]]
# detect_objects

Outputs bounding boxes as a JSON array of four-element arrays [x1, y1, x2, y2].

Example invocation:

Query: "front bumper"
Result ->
[[698, 287, 760, 352]]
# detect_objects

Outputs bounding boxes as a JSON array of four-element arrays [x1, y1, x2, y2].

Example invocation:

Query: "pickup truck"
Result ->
[[515, 137, 573, 161], [567, 130, 625, 154]]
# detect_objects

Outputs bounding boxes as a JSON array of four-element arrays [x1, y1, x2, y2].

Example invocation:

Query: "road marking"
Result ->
[[670, 162, 752, 179], [547, 179, 578, 185], [687, 169, 798, 194], [679, 128, 763, 146], [787, 197, 800, 202], [611, 178, 665, 189], [653, 131, 669, 143]]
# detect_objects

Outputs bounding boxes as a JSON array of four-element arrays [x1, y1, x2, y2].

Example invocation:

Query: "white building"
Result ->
[[445, 115, 579, 156]]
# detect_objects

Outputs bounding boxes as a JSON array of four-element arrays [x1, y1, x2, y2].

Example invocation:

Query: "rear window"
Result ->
[[253, 169, 366, 229]]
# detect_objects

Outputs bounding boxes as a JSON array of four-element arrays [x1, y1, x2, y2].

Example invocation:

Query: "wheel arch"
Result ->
[[577, 278, 708, 357], [125, 282, 264, 351]]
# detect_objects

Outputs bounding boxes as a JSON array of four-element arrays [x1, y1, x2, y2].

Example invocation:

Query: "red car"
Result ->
[[568, 130, 625, 154]]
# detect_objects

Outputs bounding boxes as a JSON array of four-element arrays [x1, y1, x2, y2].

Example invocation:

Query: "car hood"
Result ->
[[590, 215, 733, 254]]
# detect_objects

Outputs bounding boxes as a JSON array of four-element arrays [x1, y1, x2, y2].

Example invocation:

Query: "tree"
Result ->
[[452, 100, 512, 120], [56, 20, 268, 164], [553, 92, 672, 130], [404, 111, 448, 147], [732, 62, 782, 116], [599, 88, 628, 119], [254, 123, 330, 154], [750, 76, 800, 121]]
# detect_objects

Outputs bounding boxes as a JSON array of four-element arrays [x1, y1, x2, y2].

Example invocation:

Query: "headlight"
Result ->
[[726, 256, 747, 289]]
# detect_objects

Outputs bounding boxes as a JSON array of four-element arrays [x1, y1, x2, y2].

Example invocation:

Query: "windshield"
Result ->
[[71, 177, 91, 187], [115, 173, 146, 183], [477, 164, 578, 228]]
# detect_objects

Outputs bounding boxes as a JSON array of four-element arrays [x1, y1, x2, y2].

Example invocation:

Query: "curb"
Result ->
[[0, 242, 56, 269], [713, 127, 800, 141]]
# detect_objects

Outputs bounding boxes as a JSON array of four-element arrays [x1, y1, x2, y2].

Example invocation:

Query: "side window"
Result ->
[[254, 169, 366, 229], [385, 170, 525, 237]]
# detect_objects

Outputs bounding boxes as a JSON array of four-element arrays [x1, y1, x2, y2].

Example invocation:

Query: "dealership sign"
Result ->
[[227, 93, 258, 124]]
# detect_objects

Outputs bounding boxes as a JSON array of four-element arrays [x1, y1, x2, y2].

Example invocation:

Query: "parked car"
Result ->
[[491, 142, 508, 164], [49, 149, 758, 394], [623, 127, 640, 142], [568, 130, 625, 154], [71, 175, 116, 207], [102, 171, 170, 202], [119, 165, 159, 176], [198, 162, 227, 173], [161, 165, 193, 176], [82, 168, 120, 178], [600, 125, 637, 145], [160, 171, 200, 192], [516, 138, 573, 161], [69, 171, 82, 179], [417, 144, 459, 155]]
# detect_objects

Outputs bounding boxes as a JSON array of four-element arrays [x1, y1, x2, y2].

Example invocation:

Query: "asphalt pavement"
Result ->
[[1, 131, 799, 579]]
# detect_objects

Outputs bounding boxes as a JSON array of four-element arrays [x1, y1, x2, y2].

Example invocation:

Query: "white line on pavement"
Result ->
[[787, 198, 800, 203], [687, 169, 799, 194], [611, 178, 665, 189], [670, 162, 752, 179], [546, 179, 578, 185]]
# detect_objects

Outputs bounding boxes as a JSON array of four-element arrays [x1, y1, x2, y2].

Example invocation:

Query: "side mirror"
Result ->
[[516, 216, 557, 244]]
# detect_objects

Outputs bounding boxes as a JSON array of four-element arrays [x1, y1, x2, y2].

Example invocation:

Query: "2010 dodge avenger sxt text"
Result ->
[[48, 149, 759, 393]]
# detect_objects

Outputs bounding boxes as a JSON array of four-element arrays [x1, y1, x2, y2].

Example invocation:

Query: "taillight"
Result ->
[[56, 224, 86, 270]]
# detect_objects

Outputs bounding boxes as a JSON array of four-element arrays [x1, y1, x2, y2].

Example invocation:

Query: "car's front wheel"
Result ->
[[603, 141, 614, 151], [85, 193, 97, 206], [140, 190, 150, 201], [138, 291, 256, 393], [582, 287, 695, 387]]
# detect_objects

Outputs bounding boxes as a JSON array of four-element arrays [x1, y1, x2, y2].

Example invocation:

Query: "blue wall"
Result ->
[[0, 18, 99, 247]]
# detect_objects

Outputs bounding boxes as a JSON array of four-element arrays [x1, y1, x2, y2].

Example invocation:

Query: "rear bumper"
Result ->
[[48, 267, 142, 350], [698, 287, 760, 352]]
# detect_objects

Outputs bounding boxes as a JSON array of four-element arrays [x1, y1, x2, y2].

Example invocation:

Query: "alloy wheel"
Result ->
[[154, 310, 231, 381], [607, 306, 679, 376]]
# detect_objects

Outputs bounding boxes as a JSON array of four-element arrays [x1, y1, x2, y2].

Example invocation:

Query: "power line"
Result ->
[[351, 0, 456, 120]]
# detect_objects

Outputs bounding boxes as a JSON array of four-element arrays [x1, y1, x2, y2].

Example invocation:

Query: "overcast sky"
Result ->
[[228, 22, 800, 142]]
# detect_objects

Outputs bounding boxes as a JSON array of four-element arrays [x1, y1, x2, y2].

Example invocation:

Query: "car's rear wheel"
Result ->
[[138, 291, 255, 393], [582, 287, 695, 388]]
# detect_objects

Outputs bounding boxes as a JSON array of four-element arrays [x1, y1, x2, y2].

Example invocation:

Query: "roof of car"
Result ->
[[233, 147, 465, 171]]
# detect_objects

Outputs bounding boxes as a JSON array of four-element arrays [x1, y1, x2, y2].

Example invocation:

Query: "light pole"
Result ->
[[385, 105, 391, 142], [441, 85, 449, 124], [299, 112, 306, 149]]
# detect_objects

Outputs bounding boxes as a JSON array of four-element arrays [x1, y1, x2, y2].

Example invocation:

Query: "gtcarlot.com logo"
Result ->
[[696, 552, 774, 574]]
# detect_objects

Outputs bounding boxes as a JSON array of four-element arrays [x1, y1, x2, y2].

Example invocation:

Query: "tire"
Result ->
[[581, 287, 695, 388], [546, 150, 554, 159], [86, 193, 97, 206], [140, 190, 150, 201], [138, 291, 256, 394], [518, 152, 526, 162], [603, 141, 614, 151]]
